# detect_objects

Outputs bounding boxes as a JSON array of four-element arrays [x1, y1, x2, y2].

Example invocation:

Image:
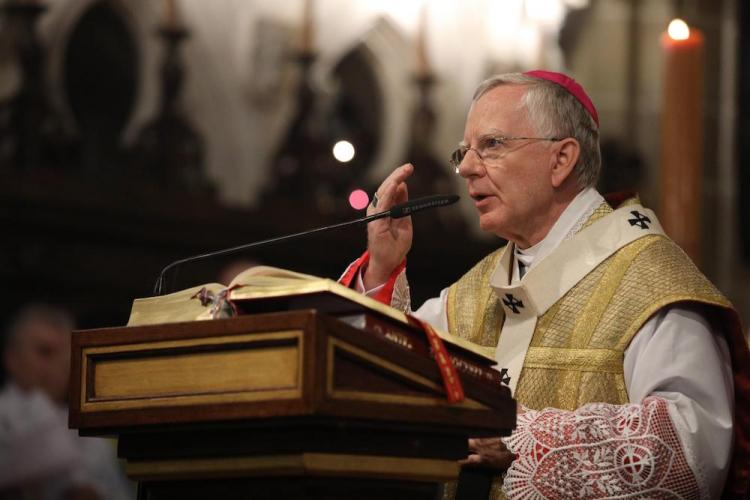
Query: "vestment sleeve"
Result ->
[[413, 288, 450, 332], [338, 251, 408, 310], [339, 251, 449, 322], [623, 305, 733, 497], [503, 397, 702, 498], [502, 305, 733, 499]]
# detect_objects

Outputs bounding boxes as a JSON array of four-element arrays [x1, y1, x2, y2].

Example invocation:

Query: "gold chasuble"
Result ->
[[442, 201, 734, 499], [447, 201, 731, 410]]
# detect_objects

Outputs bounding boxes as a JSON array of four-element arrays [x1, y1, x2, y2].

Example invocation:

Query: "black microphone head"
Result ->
[[389, 194, 460, 219]]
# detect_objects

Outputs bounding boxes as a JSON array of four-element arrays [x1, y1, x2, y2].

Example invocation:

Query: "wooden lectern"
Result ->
[[69, 308, 515, 499]]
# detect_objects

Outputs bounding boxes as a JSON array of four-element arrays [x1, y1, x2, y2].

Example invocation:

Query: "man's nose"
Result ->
[[458, 149, 484, 178]]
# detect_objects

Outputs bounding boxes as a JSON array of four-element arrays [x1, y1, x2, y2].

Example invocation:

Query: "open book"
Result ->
[[128, 265, 496, 372], [128, 266, 325, 326]]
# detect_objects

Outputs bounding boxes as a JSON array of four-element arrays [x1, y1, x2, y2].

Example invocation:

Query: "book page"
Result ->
[[228, 265, 320, 286], [127, 283, 224, 326]]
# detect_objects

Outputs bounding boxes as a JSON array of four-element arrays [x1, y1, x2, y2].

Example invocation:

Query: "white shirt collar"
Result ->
[[512, 188, 605, 282]]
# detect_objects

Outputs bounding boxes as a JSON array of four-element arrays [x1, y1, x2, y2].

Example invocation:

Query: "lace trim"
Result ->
[[565, 200, 604, 241], [391, 269, 411, 313], [502, 397, 700, 499], [666, 401, 710, 499]]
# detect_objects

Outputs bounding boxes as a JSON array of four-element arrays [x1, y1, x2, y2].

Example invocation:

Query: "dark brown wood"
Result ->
[[322, 314, 510, 412], [70, 310, 515, 498], [137, 476, 440, 500], [70, 311, 513, 431], [116, 418, 471, 463], [73, 310, 314, 347], [69, 327, 84, 425], [337, 312, 502, 385]]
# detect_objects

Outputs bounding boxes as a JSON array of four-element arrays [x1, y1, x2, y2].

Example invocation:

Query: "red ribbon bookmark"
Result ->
[[406, 315, 465, 404]]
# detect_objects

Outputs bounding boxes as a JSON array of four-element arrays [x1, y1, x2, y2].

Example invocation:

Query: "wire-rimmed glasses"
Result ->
[[449, 135, 562, 173]]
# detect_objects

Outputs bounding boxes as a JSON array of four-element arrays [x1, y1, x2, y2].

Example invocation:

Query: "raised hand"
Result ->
[[363, 164, 414, 290]]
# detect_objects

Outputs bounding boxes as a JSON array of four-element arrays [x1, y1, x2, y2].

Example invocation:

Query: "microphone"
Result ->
[[153, 194, 460, 295], [390, 193, 459, 218]]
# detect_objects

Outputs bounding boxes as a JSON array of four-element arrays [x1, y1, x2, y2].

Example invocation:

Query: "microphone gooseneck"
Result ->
[[390, 194, 460, 218], [153, 194, 460, 296]]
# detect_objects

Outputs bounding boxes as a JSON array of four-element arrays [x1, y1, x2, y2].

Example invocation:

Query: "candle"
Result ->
[[659, 18, 704, 263], [163, 0, 179, 29], [416, 4, 430, 77], [300, 0, 314, 53]]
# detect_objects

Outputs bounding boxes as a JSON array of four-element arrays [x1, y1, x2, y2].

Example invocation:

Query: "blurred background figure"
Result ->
[[0, 304, 133, 500]]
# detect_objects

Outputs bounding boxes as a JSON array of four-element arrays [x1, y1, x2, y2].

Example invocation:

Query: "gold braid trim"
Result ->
[[446, 247, 506, 347], [523, 347, 622, 372], [579, 200, 614, 230]]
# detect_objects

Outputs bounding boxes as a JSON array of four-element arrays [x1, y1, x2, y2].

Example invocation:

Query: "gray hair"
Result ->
[[473, 73, 601, 189], [4, 304, 74, 351]]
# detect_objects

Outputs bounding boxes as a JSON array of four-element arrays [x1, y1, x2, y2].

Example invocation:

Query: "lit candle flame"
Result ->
[[667, 19, 690, 41]]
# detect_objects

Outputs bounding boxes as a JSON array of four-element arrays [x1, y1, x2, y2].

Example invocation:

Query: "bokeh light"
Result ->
[[348, 189, 370, 210], [333, 140, 355, 163], [667, 19, 690, 41]]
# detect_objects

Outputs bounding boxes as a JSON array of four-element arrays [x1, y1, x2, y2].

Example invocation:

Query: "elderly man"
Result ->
[[340, 71, 749, 499], [0, 304, 132, 500]]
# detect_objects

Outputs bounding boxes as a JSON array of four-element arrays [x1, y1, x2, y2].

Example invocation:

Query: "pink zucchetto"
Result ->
[[523, 70, 599, 127]]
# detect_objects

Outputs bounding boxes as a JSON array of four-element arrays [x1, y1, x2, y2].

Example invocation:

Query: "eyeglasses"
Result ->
[[449, 135, 562, 173]]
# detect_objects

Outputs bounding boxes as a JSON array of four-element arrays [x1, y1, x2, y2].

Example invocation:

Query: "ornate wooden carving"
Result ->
[[129, 25, 213, 194], [0, 2, 74, 172]]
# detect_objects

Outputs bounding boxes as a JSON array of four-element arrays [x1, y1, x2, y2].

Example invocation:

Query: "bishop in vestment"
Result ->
[[340, 71, 750, 499]]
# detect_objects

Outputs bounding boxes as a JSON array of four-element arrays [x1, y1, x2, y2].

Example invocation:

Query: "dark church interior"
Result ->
[[1, 0, 745, 332], [1, 0, 508, 336], [1, 0, 750, 497]]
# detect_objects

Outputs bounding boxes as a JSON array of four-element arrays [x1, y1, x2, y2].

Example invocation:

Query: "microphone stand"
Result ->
[[153, 194, 459, 296]]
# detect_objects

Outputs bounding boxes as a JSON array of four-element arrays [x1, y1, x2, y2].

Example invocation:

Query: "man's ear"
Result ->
[[550, 138, 580, 188]]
